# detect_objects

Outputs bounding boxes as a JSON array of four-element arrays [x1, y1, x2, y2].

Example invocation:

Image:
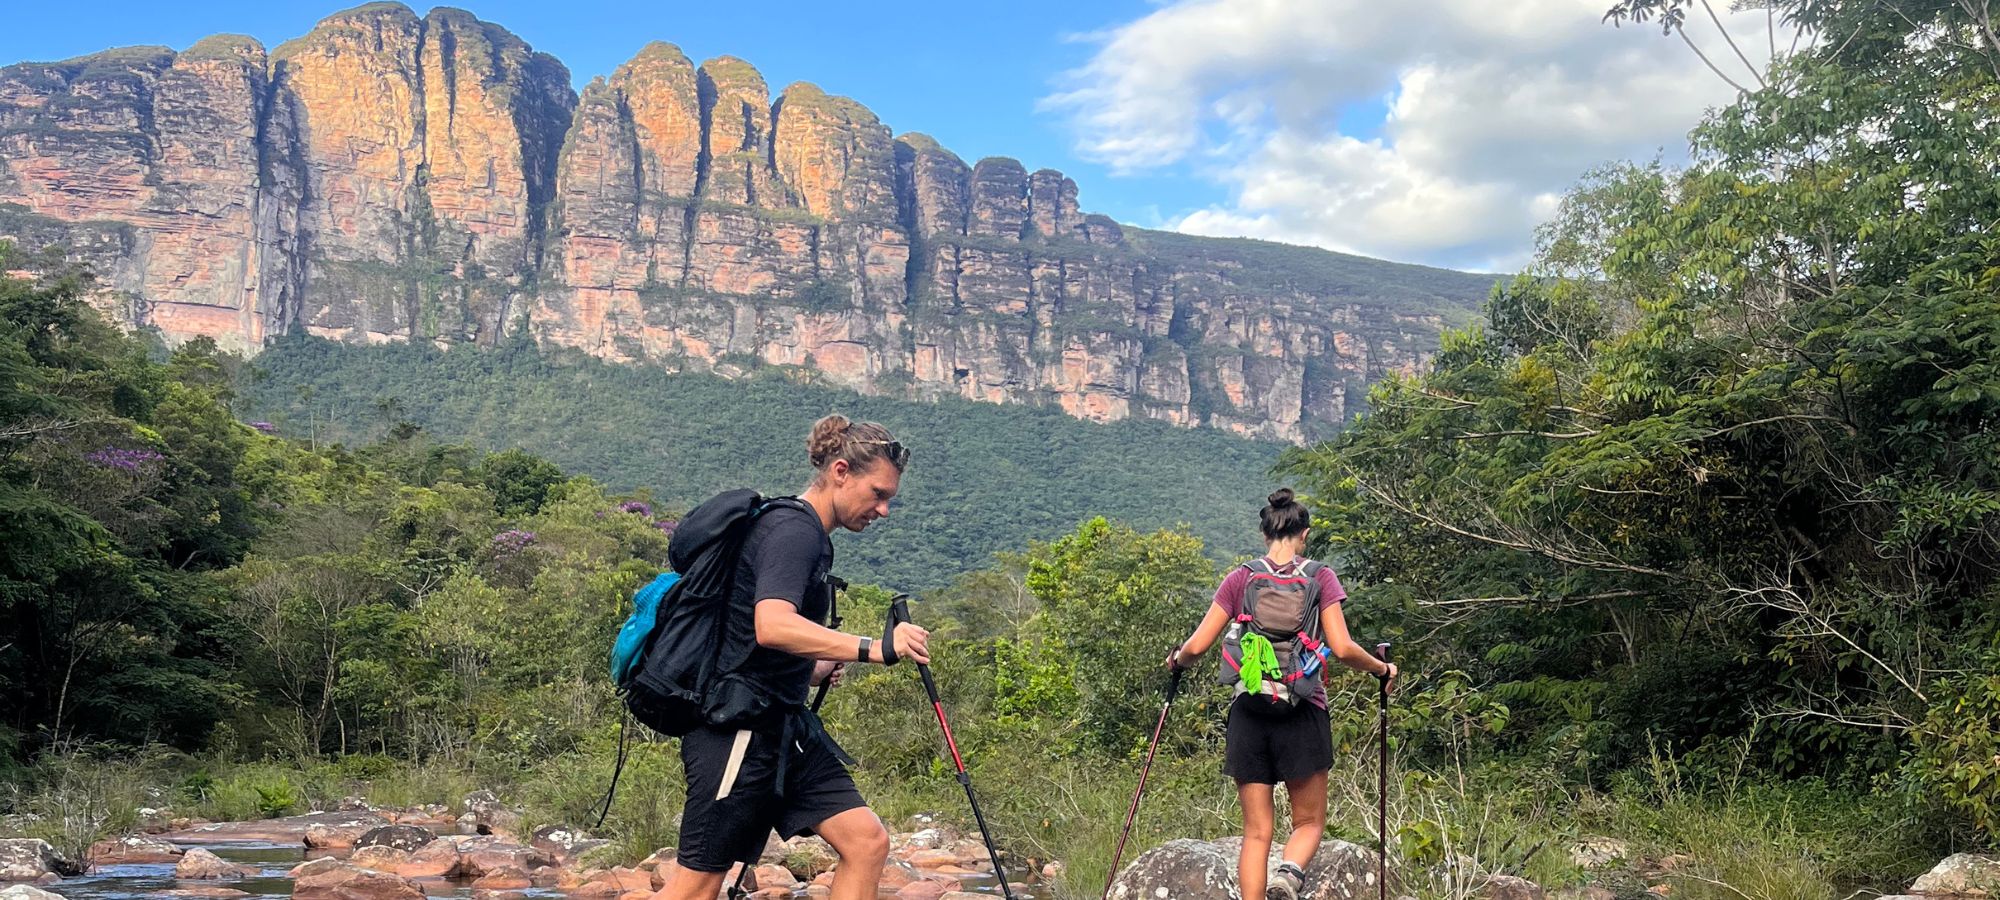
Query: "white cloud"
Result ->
[[1044, 0, 1784, 271]]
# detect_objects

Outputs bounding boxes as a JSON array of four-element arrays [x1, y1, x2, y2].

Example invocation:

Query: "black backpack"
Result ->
[[620, 489, 818, 736]]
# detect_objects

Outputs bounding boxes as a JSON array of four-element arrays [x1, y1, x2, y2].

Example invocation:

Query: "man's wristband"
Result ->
[[858, 637, 872, 663], [880, 621, 900, 667]]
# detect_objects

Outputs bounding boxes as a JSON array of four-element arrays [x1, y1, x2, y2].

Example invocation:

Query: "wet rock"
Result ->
[[878, 861, 923, 890], [564, 882, 621, 900], [290, 858, 348, 879], [159, 889, 252, 899], [471, 867, 532, 890], [1477, 875, 1546, 900], [1911, 854, 2000, 896], [586, 867, 652, 894], [530, 826, 607, 865], [358, 826, 437, 853], [0, 840, 80, 881], [907, 850, 960, 869], [293, 861, 425, 900], [390, 840, 458, 879], [347, 847, 410, 873], [307, 816, 392, 850], [88, 835, 184, 865], [170, 812, 387, 847], [456, 837, 549, 878], [0, 885, 64, 900], [174, 849, 255, 880], [894, 881, 949, 900], [408, 878, 454, 897]]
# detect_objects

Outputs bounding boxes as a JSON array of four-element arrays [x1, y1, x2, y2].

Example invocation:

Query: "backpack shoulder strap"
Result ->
[[1244, 558, 1275, 576]]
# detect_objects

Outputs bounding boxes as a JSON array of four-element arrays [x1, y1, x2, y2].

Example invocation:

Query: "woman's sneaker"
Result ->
[[1266, 862, 1305, 900]]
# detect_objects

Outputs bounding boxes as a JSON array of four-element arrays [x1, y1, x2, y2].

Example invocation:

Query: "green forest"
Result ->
[[6, 0, 2000, 897], [233, 334, 1286, 591]]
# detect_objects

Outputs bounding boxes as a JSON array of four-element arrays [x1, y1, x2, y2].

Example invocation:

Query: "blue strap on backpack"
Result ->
[[610, 571, 682, 686]]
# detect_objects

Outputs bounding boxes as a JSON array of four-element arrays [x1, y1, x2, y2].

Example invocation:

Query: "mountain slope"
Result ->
[[240, 335, 1288, 588]]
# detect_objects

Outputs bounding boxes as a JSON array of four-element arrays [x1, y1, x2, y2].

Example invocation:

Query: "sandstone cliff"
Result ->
[[0, 3, 1491, 441]]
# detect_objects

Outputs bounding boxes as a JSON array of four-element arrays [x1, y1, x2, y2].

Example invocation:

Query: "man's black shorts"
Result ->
[[1223, 694, 1333, 785], [675, 722, 867, 872]]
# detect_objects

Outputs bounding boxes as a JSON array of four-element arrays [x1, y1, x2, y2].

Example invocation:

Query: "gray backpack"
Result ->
[[1217, 558, 1328, 717]]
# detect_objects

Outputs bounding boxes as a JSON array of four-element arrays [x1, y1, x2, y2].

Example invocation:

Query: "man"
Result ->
[[658, 414, 929, 900]]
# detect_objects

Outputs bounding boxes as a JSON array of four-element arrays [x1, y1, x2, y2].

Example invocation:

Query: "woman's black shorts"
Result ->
[[1223, 694, 1333, 785]]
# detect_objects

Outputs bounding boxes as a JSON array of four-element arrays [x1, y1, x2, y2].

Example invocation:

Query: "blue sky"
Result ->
[[0, 0, 1235, 242], [3, 0, 1773, 271]]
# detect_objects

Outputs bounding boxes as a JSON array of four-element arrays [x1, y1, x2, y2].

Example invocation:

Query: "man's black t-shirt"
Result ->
[[723, 500, 835, 710]]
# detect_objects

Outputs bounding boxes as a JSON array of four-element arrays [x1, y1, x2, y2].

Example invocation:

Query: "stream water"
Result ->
[[53, 841, 1027, 900]]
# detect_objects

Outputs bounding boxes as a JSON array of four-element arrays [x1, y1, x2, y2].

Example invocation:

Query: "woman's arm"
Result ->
[[1319, 600, 1395, 683], [1168, 602, 1232, 669]]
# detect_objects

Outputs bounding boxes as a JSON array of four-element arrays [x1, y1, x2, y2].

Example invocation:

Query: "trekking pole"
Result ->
[[1375, 642, 1392, 900], [1100, 663, 1183, 900], [890, 595, 1016, 900]]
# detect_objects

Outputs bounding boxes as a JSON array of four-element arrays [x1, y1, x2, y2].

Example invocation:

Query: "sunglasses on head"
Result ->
[[856, 439, 910, 469]]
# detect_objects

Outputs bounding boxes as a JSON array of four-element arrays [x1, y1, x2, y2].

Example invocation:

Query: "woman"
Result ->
[[1168, 489, 1396, 900]]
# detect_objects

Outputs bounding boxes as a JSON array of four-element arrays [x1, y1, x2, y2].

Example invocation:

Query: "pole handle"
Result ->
[[1164, 666, 1183, 703], [1375, 642, 1393, 681]]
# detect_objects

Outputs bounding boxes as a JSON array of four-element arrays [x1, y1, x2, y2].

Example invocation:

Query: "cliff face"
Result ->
[[0, 3, 1489, 441]]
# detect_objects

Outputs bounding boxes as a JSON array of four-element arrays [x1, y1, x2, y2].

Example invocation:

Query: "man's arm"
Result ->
[[755, 599, 930, 665]]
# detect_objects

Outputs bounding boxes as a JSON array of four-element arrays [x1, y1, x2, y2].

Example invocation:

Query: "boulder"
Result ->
[[1111, 837, 1389, 900], [391, 840, 459, 879], [409, 878, 455, 897], [290, 858, 348, 879], [357, 826, 437, 853], [292, 862, 426, 900], [749, 864, 793, 890], [767, 836, 837, 880], [174, 849, 254, 880], [1911, 855, 2000, 896], [878, 861, 923, 890], [587, 867, 653, 894], [88, 835, 184, 865], [458, 793, 522, 838], [565, 882, 621, 900], [907, 850, 960, 870], [1477, 875, 1547, 900], [0, 886, 64, 900], [471, 867, 532, 891], [456, 837, 549, 878], [307, 817, 392, 851], [0, 840, 80, 881], [894, 881, 949, 900], [347, 847, 410, 873], [530, 826, 607, 865], [1041, 861, 1064, 881]]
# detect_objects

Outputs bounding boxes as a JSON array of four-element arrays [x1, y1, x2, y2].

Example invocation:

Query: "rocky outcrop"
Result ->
[[1910, 854, 2000, 897], [0, 840, 79, 882], [1108, 837, 1388, 900], [174, 849, 257, 880], [0, 2, 1491, 442]]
